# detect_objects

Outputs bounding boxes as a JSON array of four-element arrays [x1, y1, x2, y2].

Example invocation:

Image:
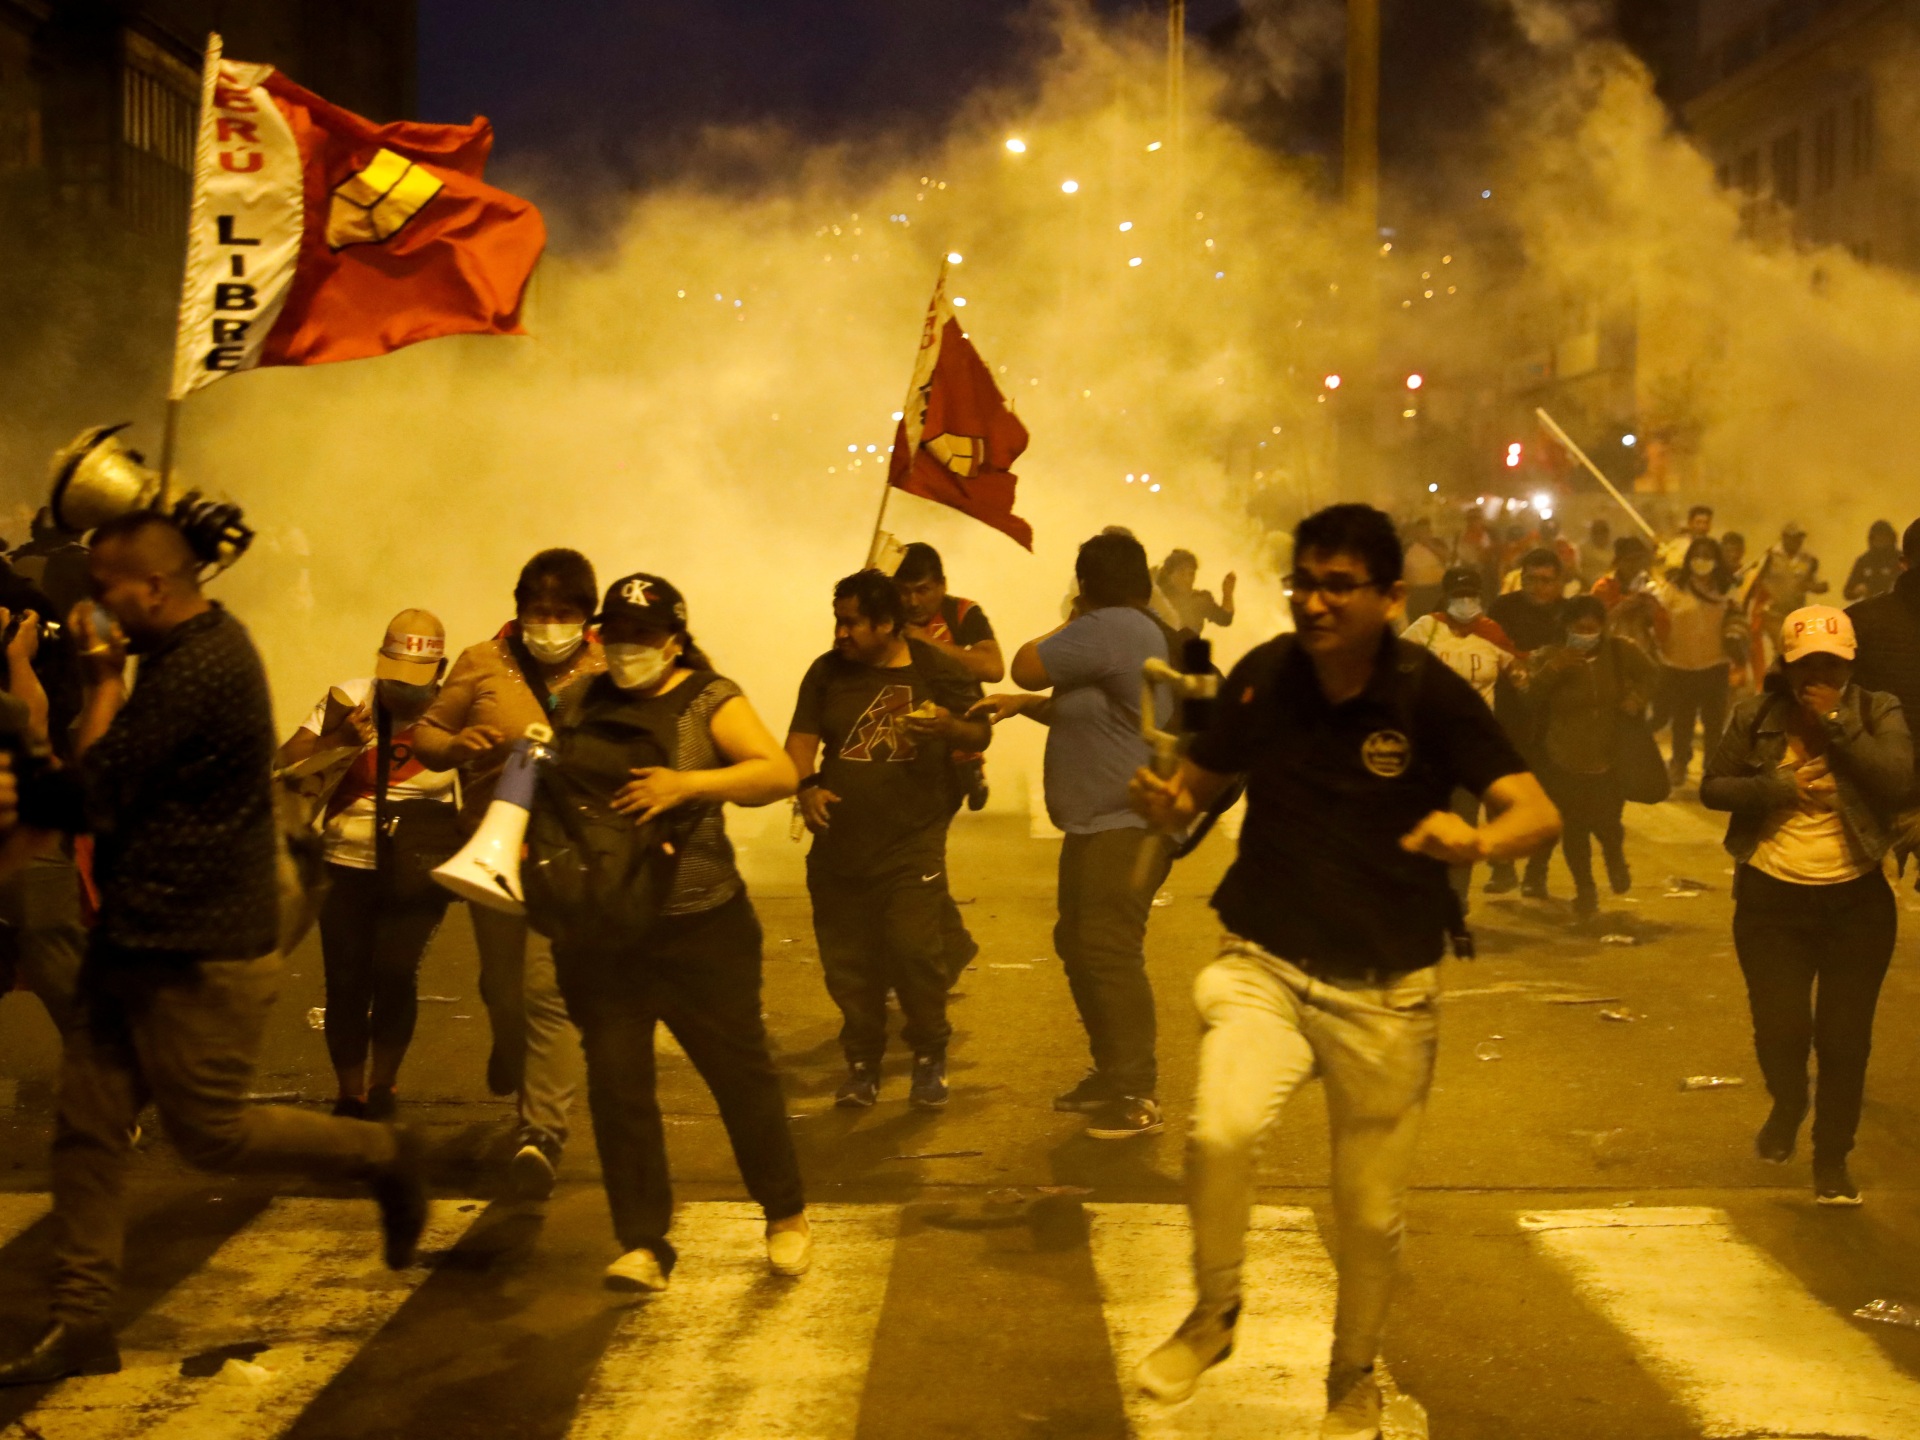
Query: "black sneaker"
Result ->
[[0, 1319, 120, 1387], [1814, 1158, 1863, 1206], [331, 1095, 368, 1119], [909, 1052, 949, 1110], [1053, 1071, 1117, 1113], [1572, 885, 1599, 921], [1755, 1104, 1803, 1164], [1087, 1096, 1164, 1140], [1484, 865, 1519, 895], [835, 1063, 879, 1109], [364, 1085, 398, 1122], [371, 1126, 428, 1268], [1606, 853, 1632, 895], [1520, 875, 1550, 900], [964, 767, 990, 812]]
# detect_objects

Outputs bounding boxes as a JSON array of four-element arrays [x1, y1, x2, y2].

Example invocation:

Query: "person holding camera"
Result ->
[[0, 513, 424, 1388], [414, 549, 601, 1199], [0, 592, 85, 1039], [528, 572, 807, 1293], [277, 611, 459, 1121]]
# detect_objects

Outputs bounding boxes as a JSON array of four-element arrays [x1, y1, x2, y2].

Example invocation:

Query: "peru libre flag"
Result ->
[[169, 34, 545, 400], [885, 264, 1033, 550]]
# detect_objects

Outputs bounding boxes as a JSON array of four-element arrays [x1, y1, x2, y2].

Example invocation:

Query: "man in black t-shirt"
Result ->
[[786, 570, 990, 1112], [1127, 505, 1560, 1437]]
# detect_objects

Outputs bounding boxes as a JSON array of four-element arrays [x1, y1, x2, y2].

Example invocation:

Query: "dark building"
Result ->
[[1, 0, 415, 237], [1685, 0, 1910, 266]]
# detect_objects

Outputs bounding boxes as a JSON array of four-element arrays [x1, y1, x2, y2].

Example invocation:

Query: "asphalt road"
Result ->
[[1, 793, 1919, 1439]]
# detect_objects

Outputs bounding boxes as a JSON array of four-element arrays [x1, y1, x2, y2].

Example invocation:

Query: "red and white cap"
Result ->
[[1780, 605, 1855, 664], [376, 608, 447, 682]]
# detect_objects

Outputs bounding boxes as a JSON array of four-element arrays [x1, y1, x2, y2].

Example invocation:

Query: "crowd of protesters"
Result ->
[[0, 461, 1914, 1440]]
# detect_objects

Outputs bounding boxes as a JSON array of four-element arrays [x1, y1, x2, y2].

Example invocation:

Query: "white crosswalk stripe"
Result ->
[[1522, 1205, 1920, 1440], [0, 1191, 51, 1247], [0, 1192, 1917, 1437], [1089, 1203, 1335, 1438], [14, 1197, 481, 1440], [565, 1202, 897, 1440]]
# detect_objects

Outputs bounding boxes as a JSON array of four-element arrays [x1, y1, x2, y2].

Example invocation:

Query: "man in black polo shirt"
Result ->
[[0, 513, 425, 1387], [1129, 504, 1559, 1439]]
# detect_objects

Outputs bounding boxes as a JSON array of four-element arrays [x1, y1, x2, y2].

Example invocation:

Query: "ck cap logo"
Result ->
[[622, 579, 656, 606], [327, 148, 443, 250], [1361, 729, 1412, 778]]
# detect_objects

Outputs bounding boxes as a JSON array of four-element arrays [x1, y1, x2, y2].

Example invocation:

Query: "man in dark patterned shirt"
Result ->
[[0, 513, 427, 1387]]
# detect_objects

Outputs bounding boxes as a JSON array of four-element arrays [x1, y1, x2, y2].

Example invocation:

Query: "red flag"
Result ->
[[172, 39, 544, 397], [886, 271, 1032, 550]]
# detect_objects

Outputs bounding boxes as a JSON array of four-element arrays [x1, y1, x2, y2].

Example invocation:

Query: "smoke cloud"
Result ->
[[7, 1, 1919, 823]]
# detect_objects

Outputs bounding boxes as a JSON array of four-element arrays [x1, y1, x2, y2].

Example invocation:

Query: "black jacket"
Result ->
[[1849, 570, 1920, 724]]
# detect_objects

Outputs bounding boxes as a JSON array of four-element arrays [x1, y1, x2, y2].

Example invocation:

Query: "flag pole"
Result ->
[[1534, 406, 1659, 542], [866, 259, 950, 569], [159, 30, 224, 505], [864, 478, 893, 570]]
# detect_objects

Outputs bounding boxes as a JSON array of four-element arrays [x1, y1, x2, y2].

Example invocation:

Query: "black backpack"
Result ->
[[522, 672, 716, 948]]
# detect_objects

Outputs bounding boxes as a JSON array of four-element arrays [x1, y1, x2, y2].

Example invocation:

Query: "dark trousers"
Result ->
[[554, 895, 804, 1268], [809, 862, 953, 1065], [939, 892, 978, 984], [1664, 663, 1731, 772], [1056, 827, 1169, 1098], [52, 948, 396, 1321], [1732, 866, 1896, 1162], [0, 851, 85, 1035], [1540, 767, 1625, 895], [317, 864, 448, 1083]]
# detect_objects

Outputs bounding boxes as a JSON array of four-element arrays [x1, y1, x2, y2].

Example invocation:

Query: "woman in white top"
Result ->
[[1655, 536, 1736, 786], [1702, 606, 1912, 1206]]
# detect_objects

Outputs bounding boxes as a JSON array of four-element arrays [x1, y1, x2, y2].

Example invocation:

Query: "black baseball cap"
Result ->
[[1442, 565, 1482, 595], [595, 572, 688, 631]]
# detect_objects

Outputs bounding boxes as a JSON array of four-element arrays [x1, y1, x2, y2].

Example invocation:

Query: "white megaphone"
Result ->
[[431, 726, 553, 915]]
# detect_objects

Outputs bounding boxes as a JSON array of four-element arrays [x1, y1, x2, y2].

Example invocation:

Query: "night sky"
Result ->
[[418, 2, 1488, 162], [416, 2, 1672, 220]]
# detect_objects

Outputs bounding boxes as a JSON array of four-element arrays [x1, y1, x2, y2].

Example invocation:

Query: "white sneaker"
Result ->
[[767, 1222, 812, 1277], [509, 1143, 557, 1201], [603, 1248, 669, 1293], [1135, 1305, 1237, 1403], [1321, 1368, 1383, 1440]]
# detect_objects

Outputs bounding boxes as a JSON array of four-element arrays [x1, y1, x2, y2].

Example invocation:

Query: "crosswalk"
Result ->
[[0, 1191, 1913, 1438]]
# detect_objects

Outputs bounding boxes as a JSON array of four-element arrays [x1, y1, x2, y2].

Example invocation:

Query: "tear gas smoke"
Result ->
[[3, 3, 1917, 816]]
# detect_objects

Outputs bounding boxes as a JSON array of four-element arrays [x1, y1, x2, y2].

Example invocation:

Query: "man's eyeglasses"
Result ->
[[1282, 574, 1384, 602]]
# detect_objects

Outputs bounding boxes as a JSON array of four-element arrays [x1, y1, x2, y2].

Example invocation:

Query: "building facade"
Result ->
[[1687, 0, 1912, 266], [1, 0, 415, 237]]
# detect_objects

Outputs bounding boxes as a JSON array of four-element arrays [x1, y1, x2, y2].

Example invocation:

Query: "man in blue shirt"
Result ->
[[971, 531, 1171, 1138]]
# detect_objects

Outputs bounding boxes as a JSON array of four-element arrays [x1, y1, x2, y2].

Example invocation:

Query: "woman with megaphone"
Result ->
[[523, 571, 810, 1293]]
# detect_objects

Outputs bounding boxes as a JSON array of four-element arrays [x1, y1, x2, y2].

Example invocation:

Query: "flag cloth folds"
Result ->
[[885, 265, 1032, 550], [170, 35, 545, 400]]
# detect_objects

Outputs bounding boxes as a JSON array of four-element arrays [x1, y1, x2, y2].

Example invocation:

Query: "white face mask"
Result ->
[[1446, 596, 1483, 624], [522, 622, 585, 665], [605, 641, 675, 691], [1689, 557, 1718, 578]]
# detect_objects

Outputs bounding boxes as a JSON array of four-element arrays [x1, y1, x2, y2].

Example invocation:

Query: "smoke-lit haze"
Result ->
[[11, 1, 1920, 823]]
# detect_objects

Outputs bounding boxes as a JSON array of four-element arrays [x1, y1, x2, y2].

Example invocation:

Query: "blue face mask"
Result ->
[[1567, 631, 1602, 653]]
